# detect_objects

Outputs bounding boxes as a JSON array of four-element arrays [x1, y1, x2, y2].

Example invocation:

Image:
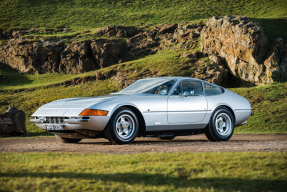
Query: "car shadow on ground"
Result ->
[[77, 139, 259, 145], [1, 172, 286, 191]]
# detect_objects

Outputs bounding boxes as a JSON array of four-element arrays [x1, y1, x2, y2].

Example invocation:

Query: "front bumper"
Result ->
[[29, 115, 110, 131], [29, 118, 89, 124]]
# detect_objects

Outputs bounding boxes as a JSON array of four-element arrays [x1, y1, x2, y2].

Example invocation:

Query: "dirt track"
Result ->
[[1, 134, 287, 154]]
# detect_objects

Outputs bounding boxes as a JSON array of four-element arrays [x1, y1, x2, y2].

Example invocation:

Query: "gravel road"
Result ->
[[1, 134, 286, 154]]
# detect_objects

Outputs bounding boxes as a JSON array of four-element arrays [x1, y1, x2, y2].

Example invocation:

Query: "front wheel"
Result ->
[[104, 108, 139, 145], [205, 107, 234, 142]]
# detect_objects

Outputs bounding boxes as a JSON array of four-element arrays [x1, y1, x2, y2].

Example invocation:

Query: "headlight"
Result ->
[[79, 109, 108, 116]]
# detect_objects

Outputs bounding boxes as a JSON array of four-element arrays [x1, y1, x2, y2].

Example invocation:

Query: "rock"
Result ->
[[127, 31, 159, 57], [0, 39, 65, 74], [59, 42, 95, 74], [193, 58, 228, 86], [153, 23, 177, 34], [96, 25, 141, 37], [180, 52, 197, 59], [173, 23, 202, 42], [264, 38, 287, 81], [201, 15, 272, 85], [0, 106, 26, 137], [208, 54, 223, 65], [90, 39, 123, 68]]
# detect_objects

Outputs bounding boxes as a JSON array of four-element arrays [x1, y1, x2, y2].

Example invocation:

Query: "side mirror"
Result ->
[[181, 91, 188, 98]]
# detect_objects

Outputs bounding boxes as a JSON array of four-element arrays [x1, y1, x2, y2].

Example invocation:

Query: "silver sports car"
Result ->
[[30, 77, 253, 144]]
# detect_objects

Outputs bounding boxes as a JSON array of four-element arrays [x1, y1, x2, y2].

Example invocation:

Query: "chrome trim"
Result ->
[[63, 119, 90, 124], [236, 121, 247, 127], [29, 119, 43, 124]]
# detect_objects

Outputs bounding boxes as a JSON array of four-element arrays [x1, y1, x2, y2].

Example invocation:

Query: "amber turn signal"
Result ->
[[79, 109, 108, 116]]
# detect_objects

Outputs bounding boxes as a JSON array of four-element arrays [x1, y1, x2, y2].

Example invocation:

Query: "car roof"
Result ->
[[140, 76, 203, 81], [139, 77, 223, 88]]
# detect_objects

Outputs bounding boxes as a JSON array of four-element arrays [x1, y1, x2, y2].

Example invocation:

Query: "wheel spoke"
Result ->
[[214, 113, 232, 136], [115, 114, 135, 139]]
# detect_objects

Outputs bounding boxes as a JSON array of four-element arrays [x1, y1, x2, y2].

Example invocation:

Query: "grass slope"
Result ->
[[1, 0, 287, 134], [1, 0, 287, 41], [1, 152, 286, 191]]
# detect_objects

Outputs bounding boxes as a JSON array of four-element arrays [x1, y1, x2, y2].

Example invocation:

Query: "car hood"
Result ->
[[32, 93, 140, 116]]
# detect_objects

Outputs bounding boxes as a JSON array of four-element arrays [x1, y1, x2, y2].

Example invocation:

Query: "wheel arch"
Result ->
[[213, 105, 236, 123], [109, 104, 146, 133]]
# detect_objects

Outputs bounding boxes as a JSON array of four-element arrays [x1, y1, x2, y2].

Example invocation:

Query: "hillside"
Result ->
[[0, 0, 287, 135], [1, 0, 287, 41]]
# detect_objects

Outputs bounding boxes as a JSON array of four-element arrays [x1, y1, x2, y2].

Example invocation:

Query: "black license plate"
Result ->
[[45, 124, 64, 131]]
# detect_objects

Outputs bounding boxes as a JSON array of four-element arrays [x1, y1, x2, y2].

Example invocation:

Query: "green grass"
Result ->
[[0, 152, 286, 191], [0, 65, 99, 90], [231, 82, 287, 134], [1, 0, 287, 42]]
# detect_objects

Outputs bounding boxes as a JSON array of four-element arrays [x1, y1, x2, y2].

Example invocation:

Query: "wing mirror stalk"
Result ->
[[180, 91, 188, 98]]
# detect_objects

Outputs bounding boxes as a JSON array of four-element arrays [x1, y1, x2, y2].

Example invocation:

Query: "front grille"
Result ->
[[44, 117, 67, 124]]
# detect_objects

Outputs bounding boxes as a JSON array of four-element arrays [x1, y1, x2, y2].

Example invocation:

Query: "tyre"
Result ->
[[104, 107, 139, 145], [158, 136, 176, 140], [55, 135, 82, 143], [205, 107, 234, 142]]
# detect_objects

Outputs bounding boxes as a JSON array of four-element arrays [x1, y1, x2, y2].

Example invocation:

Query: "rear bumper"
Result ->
[[236, 121, 247, 127]]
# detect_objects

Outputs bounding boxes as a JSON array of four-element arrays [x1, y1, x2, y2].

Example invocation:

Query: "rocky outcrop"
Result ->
[[127, 31, 159, 57], [0, 39, 65, 74], [90, 39, 123, 68], [180, 51, 197, 59], [0, 106, 26, 136], [0, 22, 204, 74], [264, 38, 287, 81], [201, 16, 273, 85], [192, 55, 228, 86], [96, 25, 141, 37], [59, 42, 95, 74], [0, 38, 125, 73], [153, 23, 177, 34], [173, 23, 203, 43]]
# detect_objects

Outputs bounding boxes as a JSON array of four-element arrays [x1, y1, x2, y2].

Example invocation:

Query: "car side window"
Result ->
[[204, 83, 222, 96], [144, 80, 175, 95], [171, 82, 182, 96], [181, 80, 203, 96]]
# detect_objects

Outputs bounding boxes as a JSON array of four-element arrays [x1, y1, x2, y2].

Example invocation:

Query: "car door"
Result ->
[[167, 80, 207, 123]]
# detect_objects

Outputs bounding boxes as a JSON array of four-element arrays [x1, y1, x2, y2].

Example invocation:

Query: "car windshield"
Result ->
[[119, 79, 176, 95]]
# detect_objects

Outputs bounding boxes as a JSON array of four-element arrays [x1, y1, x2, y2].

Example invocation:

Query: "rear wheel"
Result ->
[[55, 135, 82, 143], [104, 108, 139, 145], [205, 107, 234, 142]]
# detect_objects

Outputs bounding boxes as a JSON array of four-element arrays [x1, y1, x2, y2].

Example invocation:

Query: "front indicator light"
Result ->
[[79, 109, 108, 116]]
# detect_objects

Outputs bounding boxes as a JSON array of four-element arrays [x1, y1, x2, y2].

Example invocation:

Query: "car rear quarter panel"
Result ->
[[205, 90, 251, 125]]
